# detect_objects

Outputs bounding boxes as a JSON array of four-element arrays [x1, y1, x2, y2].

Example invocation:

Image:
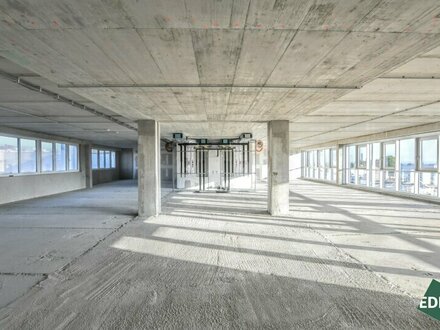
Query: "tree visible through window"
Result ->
[[384, 143, 395, 169]]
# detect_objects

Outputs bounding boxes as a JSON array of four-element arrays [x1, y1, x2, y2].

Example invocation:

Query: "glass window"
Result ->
[[420, 138, 438, 170], [105, 151, 111, 169], [0, 136, 18, 174], [400, 139, 415, 171], [41, 142, 53, 172], [358, 169, 367, 185], [384, 170, 396, 190], [399, 139, 416, 193], [55, 143, 67, 171], [371, 143, 381, 169], [324, 149, 330, 167], [358, 145, 367, 168], [318, 150, 324, 168], [370, 143, 381, 188], [111, 151, 116, 168], [99, 150, 105, 169], [419, 172, 438, 196], [383, 142, 395, 169], [19, 139, 37, 173], [331, 149, 336, 168], [347, 146, 356, 169], [347, 145, 356, 184], [92, 149, 98, 169], [68, 145, 78, 171]]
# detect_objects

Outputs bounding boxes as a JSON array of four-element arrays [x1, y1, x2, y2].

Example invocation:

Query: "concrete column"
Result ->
[[336, 144, 344, 185], [82, 144, 93, 189], [268, 120, 289, 215], [138, 120, 161, 217]]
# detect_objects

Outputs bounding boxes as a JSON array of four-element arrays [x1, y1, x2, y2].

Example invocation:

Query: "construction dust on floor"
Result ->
[[0, 180, 439, 328]]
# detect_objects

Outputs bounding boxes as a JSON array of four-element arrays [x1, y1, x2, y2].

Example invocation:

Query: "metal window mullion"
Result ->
[[36, 140, 41, 173], [438, 135, 440, 198], [52, 143, 56, 172], [367, 143, 371, 186], [66, 144, 70, 171], [246, 143, 250, 175], [395, 140, 400, 192], [415, 171, 420, 195], [17, 138, 21, 173], [65, 144, 68, 171]]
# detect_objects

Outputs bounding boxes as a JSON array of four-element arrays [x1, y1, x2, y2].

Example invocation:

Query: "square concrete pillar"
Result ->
[[268, 120, 290, 215], [81, 144, 93, 189], [336, 144, 344, 185], [138, 120, 161, 217]]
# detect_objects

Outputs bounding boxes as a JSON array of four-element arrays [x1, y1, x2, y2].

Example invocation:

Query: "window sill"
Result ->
[[0, 171, 80, 178]]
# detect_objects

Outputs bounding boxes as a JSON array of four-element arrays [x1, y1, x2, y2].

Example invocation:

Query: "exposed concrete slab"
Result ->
[[291, 180, 440, 298], [0, 275, 44, 309], [2, 2, 440, 149], [0, 180, 138, 308], [0, 183, 438, 328], [0, 227, 115, 274]]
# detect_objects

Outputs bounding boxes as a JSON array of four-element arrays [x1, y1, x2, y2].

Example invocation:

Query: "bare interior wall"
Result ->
[[0, 143, 88, 205]]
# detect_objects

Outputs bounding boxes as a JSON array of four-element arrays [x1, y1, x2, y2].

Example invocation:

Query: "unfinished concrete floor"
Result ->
[[0, 180, 138, 309], [1, 180, 440, 328]]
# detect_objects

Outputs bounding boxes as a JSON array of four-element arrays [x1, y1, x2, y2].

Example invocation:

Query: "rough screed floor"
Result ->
[[0, 180, 439, 328]]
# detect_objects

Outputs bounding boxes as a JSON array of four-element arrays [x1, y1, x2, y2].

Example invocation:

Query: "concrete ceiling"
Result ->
[[1, 1, 440, 150], [0, 57, 137, 147]]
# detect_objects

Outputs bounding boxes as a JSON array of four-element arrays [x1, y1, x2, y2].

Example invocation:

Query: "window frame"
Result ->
[[19, 138, 37, 174], [92, 149, 99, 169], [371, 142, 381, 170], [104, 150, 111, 169], [41, 141, 55, 173], [0, 134, 19, 175], [347, 145, 356, 169], [0, 133, 79, 177], [383, 141, 396, 170], [330, 148, 337, 168], [55, 143, 67, 172], [68, 144, 79, 171], [357, 144, 367, 169], [323, 149, 330, 168], [418, 136, 438, 172], [111, 151, 116, 169], [92, 148, 117, 170], [399, 138, 416, 172]]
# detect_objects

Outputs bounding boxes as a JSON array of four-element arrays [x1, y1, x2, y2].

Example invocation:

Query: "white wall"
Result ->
[[0, 172, 86, 205]]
